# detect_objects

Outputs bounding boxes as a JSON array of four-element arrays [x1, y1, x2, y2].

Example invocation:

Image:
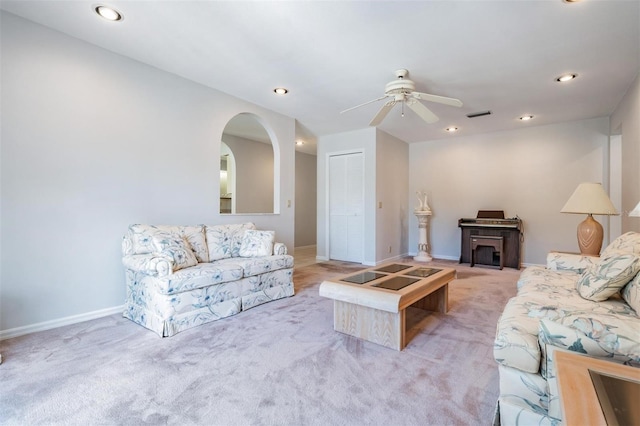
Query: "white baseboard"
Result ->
[[407, 252, 459, 262], [0, 305, 124, 341], [374, 254, 407, 265]]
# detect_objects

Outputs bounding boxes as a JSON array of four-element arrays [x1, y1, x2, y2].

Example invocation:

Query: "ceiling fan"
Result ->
[[341, 69, 463, 126]]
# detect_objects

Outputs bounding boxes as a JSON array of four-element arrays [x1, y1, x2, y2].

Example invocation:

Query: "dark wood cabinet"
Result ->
[[459, 218, 523, 269]]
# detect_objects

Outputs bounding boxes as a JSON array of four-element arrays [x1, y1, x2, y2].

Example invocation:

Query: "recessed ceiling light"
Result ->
[[445, 127, 458, 132], [556, 73, 577, 82], [520, 115, 534, 121], [95, 5, 123, 21], [273, 88, 288, 95]]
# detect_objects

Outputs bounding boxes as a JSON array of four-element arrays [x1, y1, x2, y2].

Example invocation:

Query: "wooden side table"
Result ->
[[555, 350, 640, 425]]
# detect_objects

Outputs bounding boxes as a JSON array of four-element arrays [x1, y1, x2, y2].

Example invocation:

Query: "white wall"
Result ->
[[0, 12, 296, 334], [610, 72, 640, 233], [375, 130, 409, 262], [317, 128, 377, 265], [408, 117, 611, 265], [294, 151, 317, 247]]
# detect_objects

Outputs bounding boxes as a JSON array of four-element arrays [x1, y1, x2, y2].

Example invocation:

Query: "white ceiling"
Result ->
[[2, 1, 639, 155]]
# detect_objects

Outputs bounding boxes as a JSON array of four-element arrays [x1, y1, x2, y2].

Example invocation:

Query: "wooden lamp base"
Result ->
[[577, 214, 603, 256]]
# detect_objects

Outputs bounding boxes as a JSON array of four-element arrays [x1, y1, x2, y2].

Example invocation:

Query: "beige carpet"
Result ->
[[0, 259, 519, 425]]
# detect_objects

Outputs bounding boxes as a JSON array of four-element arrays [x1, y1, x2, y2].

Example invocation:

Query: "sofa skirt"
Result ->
[[124, 267, 294, 337], [241, 268, 294, 310]]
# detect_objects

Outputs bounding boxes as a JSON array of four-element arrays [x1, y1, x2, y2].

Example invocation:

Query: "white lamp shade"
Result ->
[[561, 183, 619, 215], [630, 201, 640, 217]]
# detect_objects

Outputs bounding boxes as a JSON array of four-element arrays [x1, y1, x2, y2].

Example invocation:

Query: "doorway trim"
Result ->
[[325, 149, 365, 263]]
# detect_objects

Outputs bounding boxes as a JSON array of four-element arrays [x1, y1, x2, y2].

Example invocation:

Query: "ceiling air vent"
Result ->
[[466, 111, 492, 118]]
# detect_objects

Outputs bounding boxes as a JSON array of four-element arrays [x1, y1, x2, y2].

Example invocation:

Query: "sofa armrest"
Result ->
[[274, 242, 287, 255], [546, 251, 598, 273], [122, 254, 173, 277]]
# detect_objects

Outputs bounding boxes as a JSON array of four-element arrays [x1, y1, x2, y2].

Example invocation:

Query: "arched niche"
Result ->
[[220, 113, 279, 214]]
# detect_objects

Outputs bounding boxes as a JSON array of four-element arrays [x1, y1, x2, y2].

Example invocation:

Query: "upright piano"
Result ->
[[458, 210, 523, 269]]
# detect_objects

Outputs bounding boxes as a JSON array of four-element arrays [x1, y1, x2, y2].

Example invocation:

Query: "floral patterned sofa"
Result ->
[[122, 223, 294, 337], [494, 231, 640, 425]]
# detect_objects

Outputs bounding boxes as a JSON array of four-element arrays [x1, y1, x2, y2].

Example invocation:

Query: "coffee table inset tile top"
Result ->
[[405, 267, 442, 278], [373, 276, 420, 291], [341, 271, 387, 285], [373, 263, 413, 273]]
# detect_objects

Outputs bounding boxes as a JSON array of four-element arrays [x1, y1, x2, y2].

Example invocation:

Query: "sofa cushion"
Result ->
[[126, 224, 209, 263], [517, 265, 579, 292], [152, 233, 198, 271], [149, 262, 244, 295], [205, 223, 256, 261], [576, 251, 640, 302], [546, 251, 598, 274], [622, 273, 640, 314], [239, 230, 275, 257], [215, 255, 294, 278]]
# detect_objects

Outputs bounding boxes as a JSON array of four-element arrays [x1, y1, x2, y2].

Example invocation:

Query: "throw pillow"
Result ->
[[601, 231, 640, 258], [152, 233, 198, 271], [238, 230, 275, 257], [621, 272, 640, 314], [229, 223, 257, 257], [576, 251, 640, 302], [182, 225, 209, 263]]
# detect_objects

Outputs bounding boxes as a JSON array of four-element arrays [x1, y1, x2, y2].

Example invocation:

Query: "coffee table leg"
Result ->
[[411, 284, 449, 313], [333, 300, 404, 350]]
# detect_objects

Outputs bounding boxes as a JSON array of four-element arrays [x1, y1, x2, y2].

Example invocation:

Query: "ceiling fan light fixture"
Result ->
[[341, 69, 463, 127], [95, 5, 123, 21], [556, 73, 577, 82], [273, 87, 288, 95]]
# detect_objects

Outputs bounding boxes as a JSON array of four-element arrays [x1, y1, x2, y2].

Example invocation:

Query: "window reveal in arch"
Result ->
[[220, 114, 274, 214]]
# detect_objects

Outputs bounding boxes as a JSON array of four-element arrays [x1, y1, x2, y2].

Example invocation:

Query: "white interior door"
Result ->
[[329, 152, 364, 262]]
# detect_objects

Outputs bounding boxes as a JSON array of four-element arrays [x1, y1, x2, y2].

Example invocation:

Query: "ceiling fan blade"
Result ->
[[369, 100, 396, 126], [340, 95, 390, 114], [412, 92, 463, 108], [406, 99, 439, 123]]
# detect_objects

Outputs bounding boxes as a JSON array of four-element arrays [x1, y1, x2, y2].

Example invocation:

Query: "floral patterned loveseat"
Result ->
[[494, 231, 640, 425], [122, 223, 294, 337]]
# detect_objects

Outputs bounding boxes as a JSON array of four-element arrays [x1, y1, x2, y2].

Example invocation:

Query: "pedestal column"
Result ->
[[414, 210, 432, 262]]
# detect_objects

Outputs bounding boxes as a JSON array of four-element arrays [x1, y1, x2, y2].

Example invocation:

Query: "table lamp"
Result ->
[[561, 182, 619, 255], [630, 201, 640, 217]]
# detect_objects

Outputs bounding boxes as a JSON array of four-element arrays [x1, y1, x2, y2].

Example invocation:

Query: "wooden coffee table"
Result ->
[[319, 263, 456, 350]]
